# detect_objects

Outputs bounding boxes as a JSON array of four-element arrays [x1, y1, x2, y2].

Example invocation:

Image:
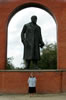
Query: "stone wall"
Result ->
[[0, 0, 66, 93]]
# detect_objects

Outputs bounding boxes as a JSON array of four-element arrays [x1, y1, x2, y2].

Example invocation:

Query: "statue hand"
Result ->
[[40, 42, 45, 48]]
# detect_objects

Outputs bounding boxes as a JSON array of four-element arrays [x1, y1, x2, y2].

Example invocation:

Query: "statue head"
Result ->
[[31, 15, 37, 24]]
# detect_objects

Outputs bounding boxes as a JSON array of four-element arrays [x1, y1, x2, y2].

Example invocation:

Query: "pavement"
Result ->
[[0, 93, 66, 100]]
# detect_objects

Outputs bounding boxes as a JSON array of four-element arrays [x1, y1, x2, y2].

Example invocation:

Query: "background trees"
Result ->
[[6, 57, 14, 70], [38, 43, 57, 69]]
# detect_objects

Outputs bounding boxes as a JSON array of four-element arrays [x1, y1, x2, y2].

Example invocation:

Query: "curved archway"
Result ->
[[7, 3, 57, 25], [7, 3, 57, 69]]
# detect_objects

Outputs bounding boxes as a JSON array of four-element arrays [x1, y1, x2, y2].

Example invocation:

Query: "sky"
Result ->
[[7, 7, 57, 68]]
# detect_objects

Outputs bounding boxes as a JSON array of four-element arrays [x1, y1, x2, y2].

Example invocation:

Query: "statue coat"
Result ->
[[21, 22, 44, 60]]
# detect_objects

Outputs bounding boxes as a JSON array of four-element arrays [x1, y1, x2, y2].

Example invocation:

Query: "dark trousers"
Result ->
[[26, 60, 38, 69]]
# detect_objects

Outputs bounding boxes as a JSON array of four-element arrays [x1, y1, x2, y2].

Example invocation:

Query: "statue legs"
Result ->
[[33, 60, 38, 69], [25, 60, 30, 69], [25, 59, 38, 69]]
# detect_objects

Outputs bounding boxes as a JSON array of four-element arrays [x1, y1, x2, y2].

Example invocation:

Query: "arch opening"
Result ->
[[7, 3, 57, 70]]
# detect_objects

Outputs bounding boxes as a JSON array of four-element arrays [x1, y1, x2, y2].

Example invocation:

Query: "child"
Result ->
[[28, 72, 37, 95]]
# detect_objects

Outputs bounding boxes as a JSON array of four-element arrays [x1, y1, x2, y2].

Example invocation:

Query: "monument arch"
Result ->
[[7, 3, 57, 69]]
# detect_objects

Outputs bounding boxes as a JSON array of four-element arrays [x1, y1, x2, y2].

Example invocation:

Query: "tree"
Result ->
[[38, 43, 57, 69], [6, 57, 15, 69]]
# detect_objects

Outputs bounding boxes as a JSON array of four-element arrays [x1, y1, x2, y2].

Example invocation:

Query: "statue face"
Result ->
[[31, 16, 37, 24]]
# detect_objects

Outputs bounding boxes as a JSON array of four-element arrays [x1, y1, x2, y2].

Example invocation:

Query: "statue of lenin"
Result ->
[[21, 15, 44, 69]]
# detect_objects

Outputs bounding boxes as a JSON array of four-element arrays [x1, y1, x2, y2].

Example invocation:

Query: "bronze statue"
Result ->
[[21, 15, 44, 69]]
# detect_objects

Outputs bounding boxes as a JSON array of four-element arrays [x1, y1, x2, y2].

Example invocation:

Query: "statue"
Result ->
[[21, 15, 44, 69]]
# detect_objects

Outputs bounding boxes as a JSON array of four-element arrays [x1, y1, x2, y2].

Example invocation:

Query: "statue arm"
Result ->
[[39, 27, 45, 48], [21, 25, 26, 44]]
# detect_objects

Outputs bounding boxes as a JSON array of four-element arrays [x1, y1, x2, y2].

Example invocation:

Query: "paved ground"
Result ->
[[0, 93, 66, 100]]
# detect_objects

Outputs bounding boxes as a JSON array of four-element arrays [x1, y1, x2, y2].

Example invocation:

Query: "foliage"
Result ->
[[15, 67, 24, 70], [6, 57, 15, 70], [38, 43, 57, 69]]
